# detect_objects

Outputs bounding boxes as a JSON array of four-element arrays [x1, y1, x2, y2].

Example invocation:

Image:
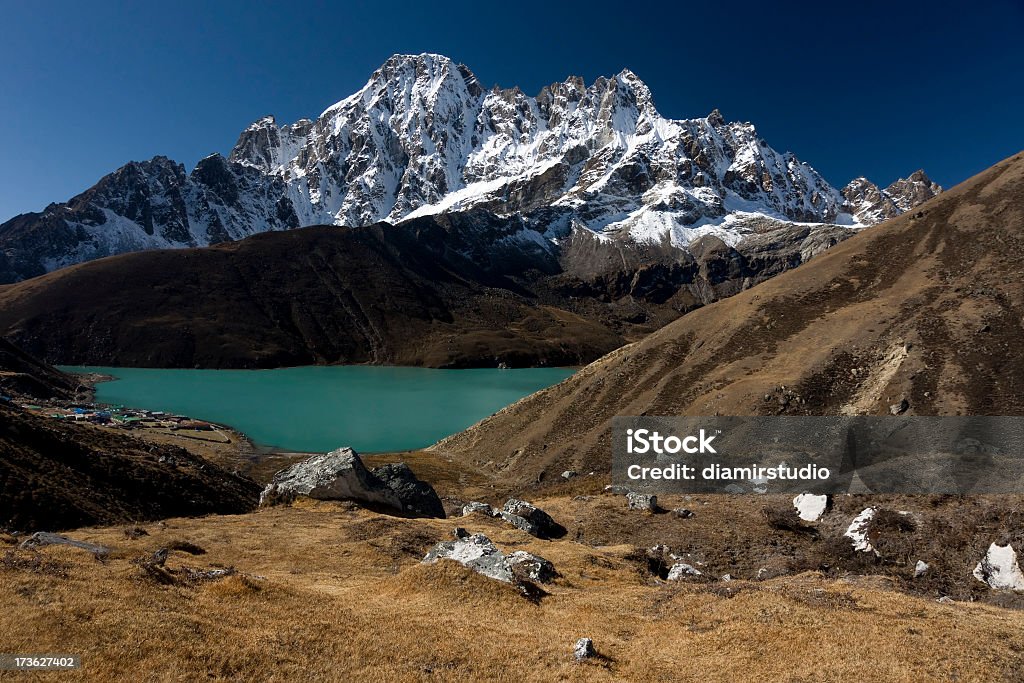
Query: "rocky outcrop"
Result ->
[[422, 532, 557, 590], [260, 447, 444, 518], [20, 532, 109, 556]]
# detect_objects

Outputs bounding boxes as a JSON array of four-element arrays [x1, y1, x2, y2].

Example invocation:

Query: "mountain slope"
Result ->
[[0, 337, 80, 400], [433, 152, 1024, 486], [0, 54, 938, 283]]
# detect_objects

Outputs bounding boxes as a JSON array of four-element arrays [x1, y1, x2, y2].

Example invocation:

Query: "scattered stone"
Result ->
[[20, 532, 109, 557], [506, 551, 557, 584], [673, 508, 695, 519], [973, 543, 1024, 591], [150, 548, 169, 567], [936, 596, 955, 605], [667, 562, 703, 580], [627, 492, 657, 512], [573, 638, 596, 662], [452, 527, 469, 539], [914, 560, 930, 578], [561, 470, 577, 480], [792, 493, 829, 522], [604, 485, 630, 495], [889, 398, 909, 415], [461, 501, 496, 517], [720, 574, 733, 582], [844, 507, 878, 554], [501, 499, 564, 539]]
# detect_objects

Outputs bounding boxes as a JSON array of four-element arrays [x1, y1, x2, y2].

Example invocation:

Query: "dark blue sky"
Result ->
[[2, 0, 1022, 220]]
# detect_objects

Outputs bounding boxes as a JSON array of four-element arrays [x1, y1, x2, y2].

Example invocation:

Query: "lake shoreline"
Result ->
[[57, 364, 576, 460]]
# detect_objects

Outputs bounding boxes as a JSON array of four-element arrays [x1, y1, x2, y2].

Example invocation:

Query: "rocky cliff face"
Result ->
[[841, 170, 942, 223], [0, 53, 940, 283]]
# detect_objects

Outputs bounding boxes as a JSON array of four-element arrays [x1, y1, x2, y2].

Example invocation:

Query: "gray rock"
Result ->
[[260, 447, 443, 518], [604, 485, 630, 495], [667, 562, 703, 580], [673, 508, 695, 519], [627, 492, 657, 511], [260, 447, 400, 508], [20, 532, 109, 556], [890, 398, 909, 415], [461, 501, 496, 517], [561, 470, 577, 480], [452, 527, 469, 539], [423, 533, 513, 583], [506, 551, 557, 583], [502, 499, 564, 538], [497, 511, 541, 537], [372, 462, 445, 518], [422, 533, 557, 588], [573, 637, 596, 662], [914, 560, 930, 578]]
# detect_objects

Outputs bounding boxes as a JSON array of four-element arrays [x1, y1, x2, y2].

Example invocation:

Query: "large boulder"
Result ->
[[260, 447, 444, 518], [372, 462, 445, 518]]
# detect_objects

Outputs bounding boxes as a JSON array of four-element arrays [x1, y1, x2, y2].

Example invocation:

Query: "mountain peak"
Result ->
[[707, 108, 725, 126]]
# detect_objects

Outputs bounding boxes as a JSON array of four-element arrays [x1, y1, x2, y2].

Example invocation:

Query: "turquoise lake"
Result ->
[[62, 365, 575, 453]]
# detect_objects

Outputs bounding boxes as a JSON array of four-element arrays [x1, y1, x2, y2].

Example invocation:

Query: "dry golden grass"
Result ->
[[1, 497, 1023, 682]]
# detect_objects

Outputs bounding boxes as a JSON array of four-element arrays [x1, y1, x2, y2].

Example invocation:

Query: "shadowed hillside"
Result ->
[[0, 341, 260, 531]]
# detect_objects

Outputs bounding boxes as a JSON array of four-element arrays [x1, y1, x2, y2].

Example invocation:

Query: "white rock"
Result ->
[[914, 560, 929, 578], [573, 638, 596, 661], [844, 507, 877, 554], [973, 543, 1024, 591], [666, 563, 703, 581], [792, 493, 829, 522]]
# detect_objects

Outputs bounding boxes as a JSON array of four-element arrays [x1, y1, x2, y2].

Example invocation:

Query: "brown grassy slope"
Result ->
[[433, 152, 1024, 486], [1, 501, 1023, 682]]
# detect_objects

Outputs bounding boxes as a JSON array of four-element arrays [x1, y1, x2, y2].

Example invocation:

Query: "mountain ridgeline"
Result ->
[[0, 53, 939, 284], [0, 209, 857, 369]]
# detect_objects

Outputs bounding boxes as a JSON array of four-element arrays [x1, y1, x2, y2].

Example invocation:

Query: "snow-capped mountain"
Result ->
[[840, 170, 942, 224], [0, 53, 940, 283]]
